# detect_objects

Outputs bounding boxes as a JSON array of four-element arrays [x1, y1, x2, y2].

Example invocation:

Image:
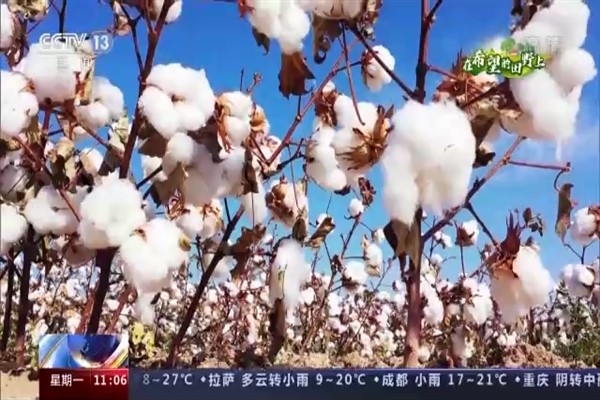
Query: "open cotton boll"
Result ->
[[24, 186, 88, 235], [571, 207, 599, 245], [276, 1, 310, 54], [0, 203, 28, 256], [92, 77, 125, 120], [173, 101, 206, 132], [134, 292, 157, 325], [241, 182, 267, 225], [162, 132, 200, 173], [510, 70, 577, 142], [75, 101, 110, 132], [269, 239, 311, 310], [138, 86, 179, 139], [78, 178, 146, 249], [333, 95, 379, 130], [362, 45, 395, 92], [0, 71, 39, 139], [364, 242, 383, 269], [0, 4, 15, 50], [175, 204, 204, 239], [532, 0, 590, 51], [79, 147, 104, 176], [150, 0, 183, 23], [547, 48, 596, 92], [381, 145, 419, 225], [348, 198, 364, 217], [0, 165, 29, 200], [246, 0, 283, 38], [561, 264, 596, 297], [16, 44, 81, 103], [120, 218, 189, 295], [141, 155, 167, 182], [300, 0, 363, 20], [421, 281, 444, 325], [305, 127, 348, 191], [342, 260, 369, 290], [50, 236, 95, 267]]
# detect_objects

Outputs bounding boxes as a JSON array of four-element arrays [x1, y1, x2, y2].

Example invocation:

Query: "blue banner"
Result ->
[[130, 368, 600, 400]]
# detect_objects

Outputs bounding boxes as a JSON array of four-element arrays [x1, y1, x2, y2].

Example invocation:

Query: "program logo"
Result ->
[[39, 32, 113, 54], [463, 36, 559, 78]]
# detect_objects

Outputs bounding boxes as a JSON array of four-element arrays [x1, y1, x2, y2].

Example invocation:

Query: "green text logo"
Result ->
[[463, 37, 550, 78]]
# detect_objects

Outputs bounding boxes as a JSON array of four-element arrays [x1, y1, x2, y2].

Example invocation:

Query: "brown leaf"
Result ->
[[358, 177, 376, 206], [311, 15, 342, 64], [555, 183, 574, 243], [523, 207, 534, 225], [267, 298, 286, 363], [474, 146, 495, 168], [138, 130, 167, 158], [49, 137, 77, 187], [383, 218, 421, 267], [366, 264, 381, 277], [279, 52, 315, 99], [230, 224, 267, 280], [7, 0, 48, 19], [251, 27, 270, 54], [470, 114, 497, 147], [291, 208, 309, 242], [241, 146, 259, 195], [307, 216, 335, 249], [149, 164, 186, 206]]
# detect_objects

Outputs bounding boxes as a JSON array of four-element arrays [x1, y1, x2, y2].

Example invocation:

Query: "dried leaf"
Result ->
[[230, 224, 267, 280], [555, 183, 574, 243], [470, 114, 497, 147], [291, 208, 309, 242], [474, 146, 495, 168], [241, 147, 259, 195], [523, 207, 534, 225], [138, 130, 167, 158], [383, 219, 421, 267], [307, 216, 335, 248], [311, 15, 342, 64], [279, 52, 315, 98], [251, 27, 270, 54], [0, 138, 22, 158], [7, 0, 49, 20], [49, 137, 77, 187], [358, 177, 376, 206], [149, 163, 186, 206], [366, 264, 381, 277]]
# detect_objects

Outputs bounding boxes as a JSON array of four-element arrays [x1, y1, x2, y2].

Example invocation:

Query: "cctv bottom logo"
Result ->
[[39, 32, 113, 54]]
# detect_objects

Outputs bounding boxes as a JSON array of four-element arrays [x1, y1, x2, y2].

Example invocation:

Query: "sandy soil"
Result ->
[[0, 372, 38, 400]]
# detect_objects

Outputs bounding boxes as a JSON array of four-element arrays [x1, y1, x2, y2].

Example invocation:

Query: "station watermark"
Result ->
[[463, 36, 561, 78], [39, 32, 113, 54]]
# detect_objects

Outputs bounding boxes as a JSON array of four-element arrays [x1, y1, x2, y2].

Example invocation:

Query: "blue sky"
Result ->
[[13, 0, 599, 283]]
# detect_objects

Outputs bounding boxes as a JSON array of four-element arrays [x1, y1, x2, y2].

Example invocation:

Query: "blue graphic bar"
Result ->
[[38, 334, 128, 369], [130, 368, 600, 400]]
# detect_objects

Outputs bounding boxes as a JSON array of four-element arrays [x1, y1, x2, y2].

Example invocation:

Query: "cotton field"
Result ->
[[0, 0, 599, 374]]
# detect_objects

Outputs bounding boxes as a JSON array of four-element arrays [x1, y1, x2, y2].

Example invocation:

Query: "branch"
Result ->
[[165, 207, 244, 367], [465, 202, 500, 248], [507, 160, 571, 171], [15, 227, 34, 366], [119, 0, 175, 178], [58, 0, 68, 34]]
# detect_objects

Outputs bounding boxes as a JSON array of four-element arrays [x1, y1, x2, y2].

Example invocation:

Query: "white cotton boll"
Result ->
[[241, 182, 267, 225], [79, 147, 104, 176], [141, 155, 167, 182], [201, 250, 232, 279], [247, 0, 282, 38], [363, 45, 396, 92], [305, 141, 348, 191], [510, 70, 577, 142], [561, 264, 596, 297], [277, 1, 310, 54], [174, 101, 206, 132], [0, 5, 15, 50], [417, 346, 431, 364], [78, 179, 147, 249], [458, 219, 479, 246], [120, 218, 189, 295], [0, 204, 28, 256], [0, 71, 39, 139], [93, 77, 124, 119], [547, 48, 596, 92], [348, 198, 364, 217], [76, 101, 111, 131], [175, 205, 204, 239], [334, 96, 379, 130], [138, 86, 179, 139], [16, 44, 81, 103], [364, 243, 383, 268], [50, 236, 95, 267], [532, 0, 590, 51], [464, 292, 494, 326], [24, 186, 86, 235], [134, 292, 157, 325], [571, 207, 598, 245], [162, 132, 198, 173], [451, 327, 474, 362], [269, 239, 311, 310], [381, 145, 419, 225], [421, 282, 444, 325], [342, 260, 369, 287], [299, 287, 315, 305]]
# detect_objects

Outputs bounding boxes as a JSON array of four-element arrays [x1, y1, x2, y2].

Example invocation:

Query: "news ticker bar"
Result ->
[[39, 368, 129, 400], [39, 368, 600, 400]]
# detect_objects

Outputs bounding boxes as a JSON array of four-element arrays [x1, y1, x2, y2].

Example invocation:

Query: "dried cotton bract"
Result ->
[[266, 177, 308, 227], [382, 101, 475, 225]]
